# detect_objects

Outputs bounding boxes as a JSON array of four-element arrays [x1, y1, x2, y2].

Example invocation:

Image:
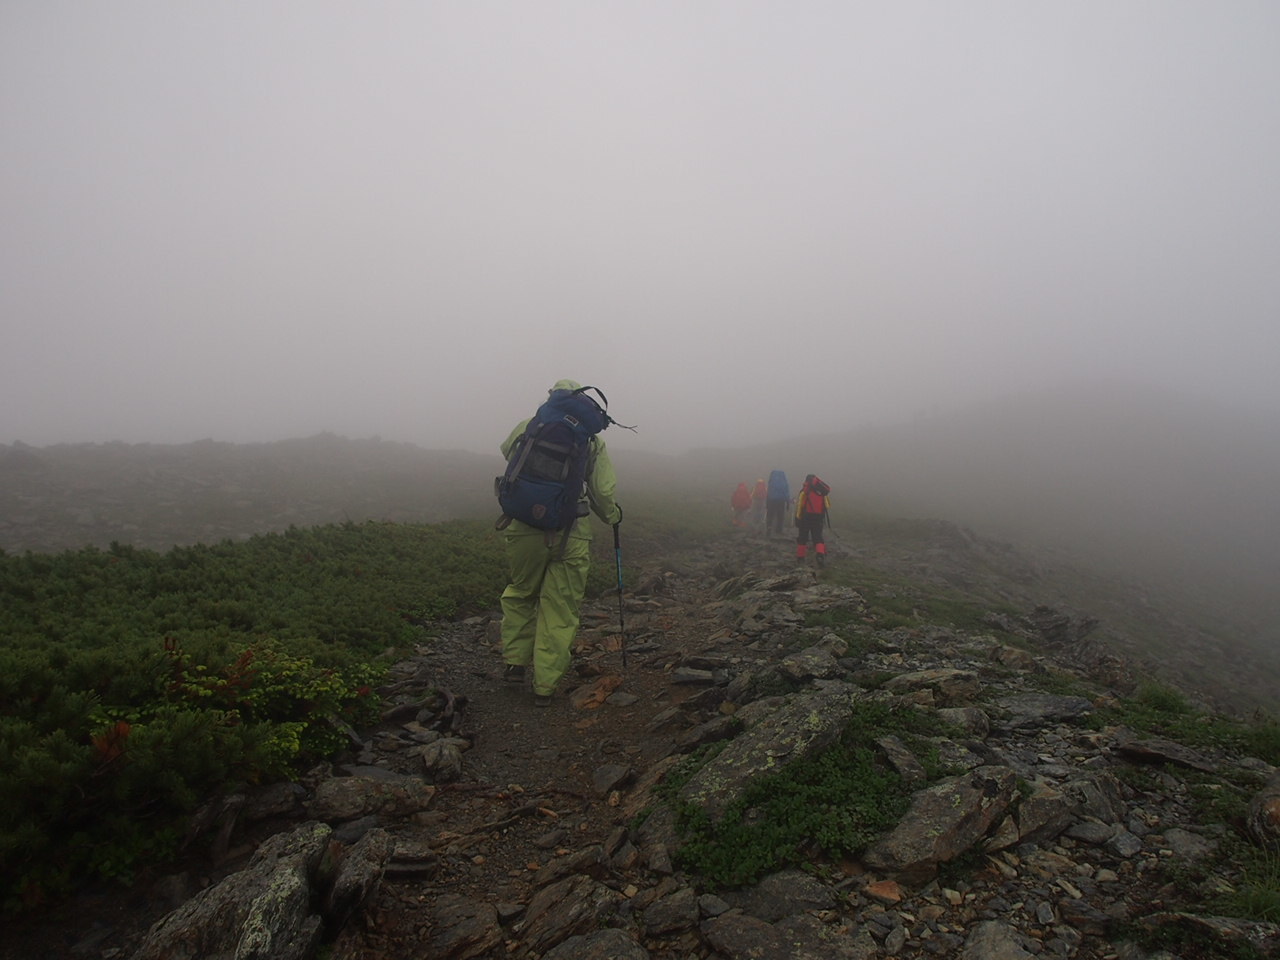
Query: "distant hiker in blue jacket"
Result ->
[[765, 469, 790, 538]]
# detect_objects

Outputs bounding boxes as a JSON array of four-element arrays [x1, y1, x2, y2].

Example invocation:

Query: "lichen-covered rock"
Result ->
[[721, 868, 838, 923], [700, 912, 793, 959], [862, 766, 1018, 883], [678, 684, 861, 823], [961, 920, 1036, 959], [307, 774, 436, 821], [132, 822, 332, 960], [882, 668, 981, 706], [995, 692, 1094, 728]]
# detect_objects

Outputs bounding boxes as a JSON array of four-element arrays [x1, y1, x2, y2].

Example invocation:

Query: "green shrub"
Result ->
[[1239, 717, 1280, 766], [674, 738, 906, 887], [169, 638, 382, 760], [1134, 681, 1193, 715], [0, 518, 503, 911], [1091, 681, 1280, 764]]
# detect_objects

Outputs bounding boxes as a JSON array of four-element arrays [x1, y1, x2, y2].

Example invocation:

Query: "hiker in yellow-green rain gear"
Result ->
[[498, 379, 623, 706]]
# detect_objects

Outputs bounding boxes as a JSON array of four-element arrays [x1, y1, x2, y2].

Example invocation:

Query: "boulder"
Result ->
[[307, 773, 436, 822], [862, 766, 1018, 883], [996, 693, 1093, 729], [517, 875, 623, 957], [642, 885, 700, 937], [882, 668, 981, 706], [720, 868, 837, 923], [700, 912, 795, 959], [678, 684, 860, 823], [132, 822, 377, 960], [961, 920, 1036, 959], [1115, 736, 1218, 773], [422, 893, 503, 960]]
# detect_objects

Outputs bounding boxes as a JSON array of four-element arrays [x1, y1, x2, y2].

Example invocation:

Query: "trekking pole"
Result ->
[[824, 507, 841, 542], [613, 520, 627, 668]]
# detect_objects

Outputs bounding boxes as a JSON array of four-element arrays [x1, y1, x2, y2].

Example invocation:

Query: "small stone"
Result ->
[[885, 925, 908, 954], [866, 879, 904, 905], [1105, 829, 1144, 858], [1056, 878, 1083, 899], [698, 893, 731, 917]]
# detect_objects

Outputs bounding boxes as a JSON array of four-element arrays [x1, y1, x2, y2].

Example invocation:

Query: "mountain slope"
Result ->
[[636, 383, 1280, 696]]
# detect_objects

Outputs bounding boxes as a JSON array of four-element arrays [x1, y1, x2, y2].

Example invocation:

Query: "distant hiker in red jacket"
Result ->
[[794, 474, 831, 566], [750, 478, 767, 530], [730, 482, 752, 527]]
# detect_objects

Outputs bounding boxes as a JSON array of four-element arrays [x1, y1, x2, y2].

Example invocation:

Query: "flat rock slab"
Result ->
[[1114, 736, 1218, 772], [995, 693, 1094, 728]]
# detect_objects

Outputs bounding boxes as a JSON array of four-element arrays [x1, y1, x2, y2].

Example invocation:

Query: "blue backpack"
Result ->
[[495, 386, 614, 532]]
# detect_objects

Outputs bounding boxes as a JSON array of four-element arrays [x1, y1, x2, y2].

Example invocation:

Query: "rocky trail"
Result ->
[[6, 529, 1280, 960]]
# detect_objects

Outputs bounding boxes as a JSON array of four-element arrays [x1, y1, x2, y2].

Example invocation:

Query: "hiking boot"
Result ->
[[503, 663, 526, 683], [533, 693, 552, 708]]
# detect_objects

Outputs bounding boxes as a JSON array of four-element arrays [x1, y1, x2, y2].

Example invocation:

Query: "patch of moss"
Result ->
[[1090, 682, 1280, 763], [1028, 670, 1100, 700], [669, 701, 954, 888]]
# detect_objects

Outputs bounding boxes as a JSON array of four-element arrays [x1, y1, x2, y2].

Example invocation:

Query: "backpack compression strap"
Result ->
[[575, 385, 638, 432]]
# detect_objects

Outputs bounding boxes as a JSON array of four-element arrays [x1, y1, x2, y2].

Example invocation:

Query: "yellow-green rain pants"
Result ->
[[500, 524, 591, 696]]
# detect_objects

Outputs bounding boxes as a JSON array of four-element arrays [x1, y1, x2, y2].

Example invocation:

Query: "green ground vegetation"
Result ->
[[814, 553, 1022, 636], [0, 519, 511, 910], [1090, 681, 1280, 762], [661, 701, 958, 888], [1087, 681, 1280, 938]]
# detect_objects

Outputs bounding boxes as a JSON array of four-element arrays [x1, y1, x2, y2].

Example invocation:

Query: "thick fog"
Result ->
[[2, 2, 1279, 454]]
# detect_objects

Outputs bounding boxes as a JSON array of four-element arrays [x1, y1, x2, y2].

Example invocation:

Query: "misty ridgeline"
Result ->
[[2, 384, 1278, 715]]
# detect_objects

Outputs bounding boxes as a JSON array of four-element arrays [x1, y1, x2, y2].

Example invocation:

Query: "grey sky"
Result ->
[[3, 1, 1278, 454]]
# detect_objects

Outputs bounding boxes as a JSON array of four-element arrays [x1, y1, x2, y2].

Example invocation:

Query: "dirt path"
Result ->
[[342, 547, 735, 956]]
